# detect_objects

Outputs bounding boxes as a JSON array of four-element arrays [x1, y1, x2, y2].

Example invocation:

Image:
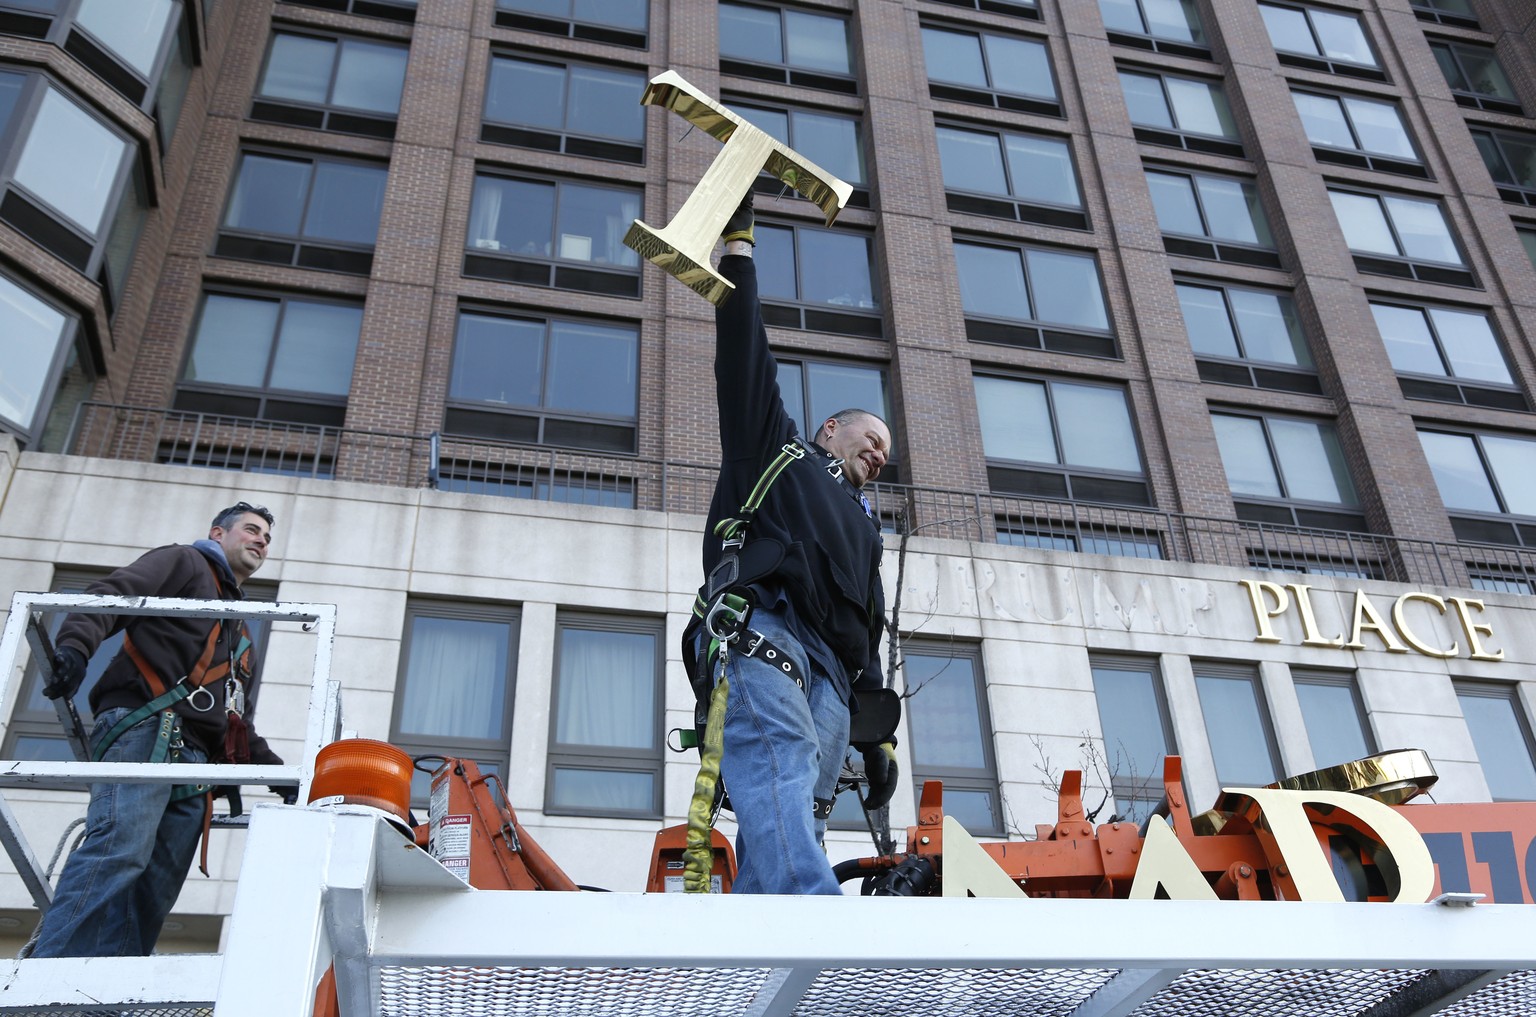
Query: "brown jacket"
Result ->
[[56, 543, 281, 764]]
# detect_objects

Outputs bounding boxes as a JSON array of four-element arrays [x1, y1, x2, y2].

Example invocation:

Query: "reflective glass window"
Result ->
[[1371, 303, 1512, 385], [1456, 683, 1536, 801], [1213, 413, 1357, 505], [1329, 190, 1462, 264], [13, 84, 129, 236], [1177, 282, 1310, 366]]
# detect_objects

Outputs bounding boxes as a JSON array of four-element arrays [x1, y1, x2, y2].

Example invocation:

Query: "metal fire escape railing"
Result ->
[[57, 401, 1536, 591]]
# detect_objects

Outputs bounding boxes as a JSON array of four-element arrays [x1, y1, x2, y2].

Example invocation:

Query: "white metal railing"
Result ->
[[0, 590, 342, 913]]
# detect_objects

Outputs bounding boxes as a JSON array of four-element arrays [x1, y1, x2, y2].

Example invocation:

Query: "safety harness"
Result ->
[[91, 559, 255, 874]]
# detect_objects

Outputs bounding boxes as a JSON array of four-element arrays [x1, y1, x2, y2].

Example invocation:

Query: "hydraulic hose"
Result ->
[[683, 672, 730, 893]]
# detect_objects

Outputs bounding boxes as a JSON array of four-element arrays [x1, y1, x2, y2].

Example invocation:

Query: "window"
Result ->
[[755, 222, 881, 337], [1259, 2, 1382, 79], [0, 270, 79, 445], [548, 616, 663, 818], [720, 3, 853, 93], [1410, 0, 1477, 28], [1146, 169, 1280, 267], [216, 152, 387, 275], [1177, 281, 1318, 393], [1522, 229, 1536, 275], [954, 241, 1112, 356], [1212, 412, 1363, 529], [1328, 189, 1472, 286], [445, 310, 637, 453], [924, 0, 1038, 20], [3, 571, 276, 767], [1293, 670, 1374, 769], [1431, 41, 1521, 115], [391, 602, 518, 804], [1419, 429, 1536, 546], [1000, 526, 1163, 560], [1472, 130, 1536, 208], [1245, 550, 1381, 580], [252, 31, 408, 139], [1455, 682, 1536, 801], [0, 0, 183, 105], [464, 173, 641, 298], [1194, 663, 1281, 787], [483, 56, 644, 163], [0, 76, 132, 272], [1370, 302, 1522, 410], [974, 374, 1149, 505], [152, 5, 193, 150], [1119, 70, 1240, 156], [495, 0, 645, 47], [175, 292, 361, 427], [1091, 657, 1177, 824], [776, 358, 889, 451], [1100, 0, 1207, 57], [734, 100, 867, 207], [1468, 569, 1533, 596], [1291, 90, 1422, 177], [285, 0, 417, 23], [904, 644, 1000, 835], [937, 125, 1083, 229], [921, 24, 1058, 116]]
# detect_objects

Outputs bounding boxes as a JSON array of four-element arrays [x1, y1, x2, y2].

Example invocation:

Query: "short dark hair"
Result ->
[[212, 502, 275, 532], [815, 408, 885, 442]]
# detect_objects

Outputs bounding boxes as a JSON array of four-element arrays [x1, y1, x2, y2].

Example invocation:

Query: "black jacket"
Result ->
[[702, 254, 887, 688], [56, 543, 281, 764]]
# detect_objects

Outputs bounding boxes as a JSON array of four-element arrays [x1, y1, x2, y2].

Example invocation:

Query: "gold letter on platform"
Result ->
[[939, 816, 1029, 899], [623, 71, 853, 305]]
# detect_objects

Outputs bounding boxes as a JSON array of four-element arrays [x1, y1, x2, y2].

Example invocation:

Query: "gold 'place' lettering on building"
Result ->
[[1239, 581, 1503, 660]]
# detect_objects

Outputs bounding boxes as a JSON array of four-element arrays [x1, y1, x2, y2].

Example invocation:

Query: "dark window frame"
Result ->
[[1193, 661, 1284, 787], [1089, 655, 1180, 824], [1409, 0, 1478, 29], [901, 641, 1002, 837], [975, 371, 1152, 507], [1291, 668, 1376, 768], [545, 612, 665, 820], [1244, 550, 1382, 579], [921, 21, 1061, 117], [389, 599, 520, 806], [1471, 128, 1536, 208], [730, 96, 869, 208], [1420, 427, 1536, 548], [1119, 67, 1242, 157], [0, 0, 187, 106], [1177, 278, 1320, 394], [1291, 87, 1425, 178], [1454, 680, 1536, 802], [443, 305, 640, 455], [937, 122, 1087, 230], [1369, 299, 1524, 410], [173, 287, 362, 428], [495, 0, 645, 48], [1328, 186, 1475, 288], [756, 219, 883, 338], [283, 0, 417, 23], [0, 69, 138, 275], [775, 353, 893, 458], [1147, 167, 1282, 268], [482, 52, 646, 165], [923, 0, 1040, 21], [461, 169, 643, 300], [1213, 409, 1366, 530], [250, 28, 409, 139], [955, 238, 1115, 358], [0, 267, 85, 448], [1430, 39, 1522, 115], [719, 2, 855, 94], [999, 524, 1164, 560], [214, 148, 387, 276], [1259, 1, 1386, 81], [1101, 0, 1210, 59]]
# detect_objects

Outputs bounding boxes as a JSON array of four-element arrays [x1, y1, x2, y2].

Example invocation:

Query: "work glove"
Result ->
[[269, 785, 299, 805], [860, 741, 899, 812], [43, 646, 87, 700], [722, 190, 754, 246]]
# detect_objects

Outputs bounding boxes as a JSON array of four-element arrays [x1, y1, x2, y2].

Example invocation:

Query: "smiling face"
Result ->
[[211, 511, 272, 583], [817, 412, 892, 489]]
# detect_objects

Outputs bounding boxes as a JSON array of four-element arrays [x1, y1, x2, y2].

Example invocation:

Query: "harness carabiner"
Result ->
[[704, 594, 752, 644]]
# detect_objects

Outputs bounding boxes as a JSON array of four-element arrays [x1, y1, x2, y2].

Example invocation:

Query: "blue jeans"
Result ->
[[712, 607, 850, 895], [31, 707, 208, 958]]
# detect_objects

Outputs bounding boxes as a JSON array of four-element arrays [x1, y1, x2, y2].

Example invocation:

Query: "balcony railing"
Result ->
[[60, 402, 1536, 591]]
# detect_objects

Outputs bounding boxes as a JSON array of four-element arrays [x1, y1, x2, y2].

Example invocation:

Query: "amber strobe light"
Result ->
[[308, 739, 413, 823]]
